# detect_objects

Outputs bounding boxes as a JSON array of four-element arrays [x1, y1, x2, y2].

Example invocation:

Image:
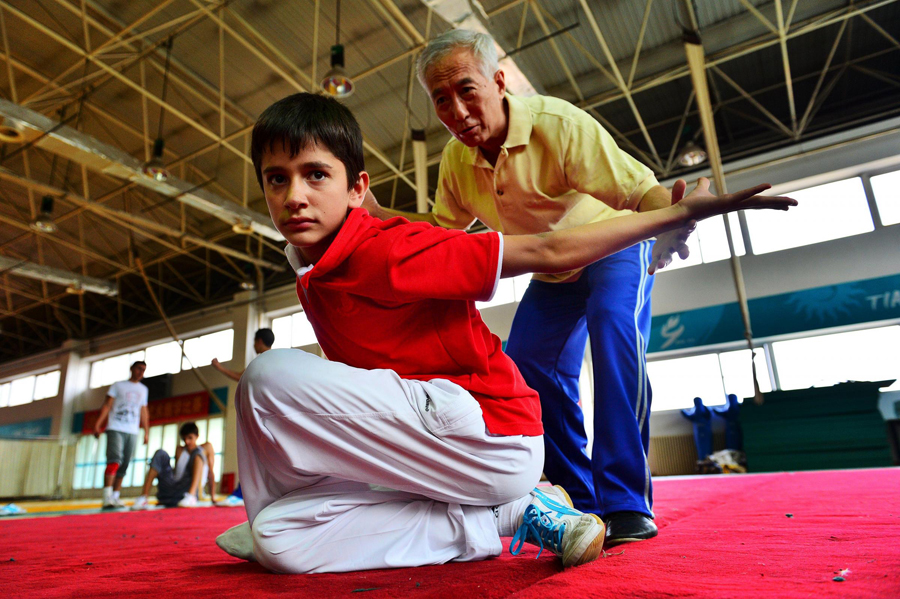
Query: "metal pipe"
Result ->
[[684, 32, 764, 404]]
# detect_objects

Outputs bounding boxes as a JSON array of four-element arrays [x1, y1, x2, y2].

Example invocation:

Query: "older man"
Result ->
[[365, 30, 690, 546]]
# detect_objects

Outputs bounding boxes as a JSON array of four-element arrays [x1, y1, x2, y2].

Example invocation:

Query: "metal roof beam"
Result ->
[[0, 255, 117, 296], [0, 168, 281, 271], [0, 99, 281, 240]]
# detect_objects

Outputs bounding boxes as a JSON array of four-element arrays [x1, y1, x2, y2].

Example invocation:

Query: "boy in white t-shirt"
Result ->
[[93, 361, 150, 509]]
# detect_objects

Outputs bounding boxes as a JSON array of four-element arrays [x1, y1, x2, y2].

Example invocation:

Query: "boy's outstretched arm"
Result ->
[[501, 178, 797, 278]]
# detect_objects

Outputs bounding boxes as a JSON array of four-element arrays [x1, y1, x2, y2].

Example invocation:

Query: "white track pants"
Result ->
[[235, 349, 544, 574]]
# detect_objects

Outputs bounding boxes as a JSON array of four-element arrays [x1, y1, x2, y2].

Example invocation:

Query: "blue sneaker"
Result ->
[[216, 494, 244, 507], [509, 487, 605, 567], [0, 503, 26, 516]]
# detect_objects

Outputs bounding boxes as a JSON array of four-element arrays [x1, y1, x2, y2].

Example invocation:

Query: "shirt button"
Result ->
[[497, 189, 504, 196]]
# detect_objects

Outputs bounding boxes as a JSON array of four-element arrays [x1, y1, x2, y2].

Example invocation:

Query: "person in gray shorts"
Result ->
[[94, 361, 149, 509], [132, 421, 210, 509]]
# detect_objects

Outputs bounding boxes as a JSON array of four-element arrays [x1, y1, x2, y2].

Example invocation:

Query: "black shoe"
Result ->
[[604, 511, 658, 547]]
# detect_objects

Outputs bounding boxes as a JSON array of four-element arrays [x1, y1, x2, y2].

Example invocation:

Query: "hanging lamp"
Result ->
[[321, 0, 354, 98], [143, 38, 175, 181]]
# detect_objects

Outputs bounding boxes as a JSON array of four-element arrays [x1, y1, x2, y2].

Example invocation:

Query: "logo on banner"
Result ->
[[660, 315, 685, 349]]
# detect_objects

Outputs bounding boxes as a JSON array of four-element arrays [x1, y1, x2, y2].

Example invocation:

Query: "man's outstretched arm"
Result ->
[[501, 178, 796, 278]]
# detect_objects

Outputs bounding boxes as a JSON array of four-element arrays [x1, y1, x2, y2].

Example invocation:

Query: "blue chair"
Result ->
[[712, 394, 743, 450], [681, 397, 712, 460]]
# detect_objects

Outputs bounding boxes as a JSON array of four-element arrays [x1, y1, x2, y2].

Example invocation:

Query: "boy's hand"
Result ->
[[649, 178, 796, 274], [677, 177, 797, 222], [650, 179, 693, 275]]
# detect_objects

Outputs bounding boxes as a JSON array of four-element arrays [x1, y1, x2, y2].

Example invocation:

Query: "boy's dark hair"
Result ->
[[179, 422, 199, 439], [254, 328, 275, 348], [251, 93, 364, 191], [131, 361, 146, 369]]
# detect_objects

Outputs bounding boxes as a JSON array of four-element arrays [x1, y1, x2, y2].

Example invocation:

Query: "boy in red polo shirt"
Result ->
[[216, 93, 794, 574]]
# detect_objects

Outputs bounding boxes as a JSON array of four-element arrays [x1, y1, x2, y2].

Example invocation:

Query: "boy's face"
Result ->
[[182, 433, 198, 450], [261, 143, 368, 263]]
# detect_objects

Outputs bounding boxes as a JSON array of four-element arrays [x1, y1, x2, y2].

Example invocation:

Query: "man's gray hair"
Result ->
[[416, 29, 499, 89]]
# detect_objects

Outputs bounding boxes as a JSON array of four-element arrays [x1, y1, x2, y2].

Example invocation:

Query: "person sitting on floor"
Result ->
[[132, 422, 215, 509], [214, 92, 795, 574]]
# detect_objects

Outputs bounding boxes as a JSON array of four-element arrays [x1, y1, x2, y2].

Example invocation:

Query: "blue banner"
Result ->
[[649, 273, 900, 353], [0, 417, 52, 438]]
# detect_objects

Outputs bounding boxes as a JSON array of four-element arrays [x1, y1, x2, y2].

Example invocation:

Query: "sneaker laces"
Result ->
[[531, 488, 581, 517], [509, 504, 566, 559]]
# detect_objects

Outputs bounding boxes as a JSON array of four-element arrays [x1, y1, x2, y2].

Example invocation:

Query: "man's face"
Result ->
[[182, 433, 198, 450], [253, 338, 268, 354], [130, 364, 146, 381], [261, 143, 368, 264], [425, 48, 507, 149]]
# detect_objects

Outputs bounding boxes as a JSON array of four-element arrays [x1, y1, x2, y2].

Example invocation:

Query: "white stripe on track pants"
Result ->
[[235, 348, 544, 574]]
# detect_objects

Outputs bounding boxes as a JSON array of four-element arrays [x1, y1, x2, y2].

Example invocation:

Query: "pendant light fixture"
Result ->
[[676, 140, 708, 167], [321, 0, 354, 98], [0, 116, 25, 143], [143, 37, 175, 182], [30, 195, 59, 234]]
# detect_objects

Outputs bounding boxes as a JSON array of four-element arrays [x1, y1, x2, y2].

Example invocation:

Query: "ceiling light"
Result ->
[[144, 38, 174, 182], [232, 220, 254, 235], [0, 117, 25, 143], [239, 280, 256, 291], [676, 140, 708, 167], [322, 46, 354, 98], [30, 195, 58, 234], [321, 1, 353, 98], [143, 137, 169, 182], [65, 282, 86, 295]]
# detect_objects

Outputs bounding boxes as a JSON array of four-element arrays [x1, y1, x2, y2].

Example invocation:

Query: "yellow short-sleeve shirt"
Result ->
[[433, 93, 659, 282]]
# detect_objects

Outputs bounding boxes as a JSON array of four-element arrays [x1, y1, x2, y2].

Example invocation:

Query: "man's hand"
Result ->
[[211, 358, 220, 368], [361, 189, 382, 218], [93, 426, 101, 439], [144, 430, 149, 445], [649, 180, 692, 275]]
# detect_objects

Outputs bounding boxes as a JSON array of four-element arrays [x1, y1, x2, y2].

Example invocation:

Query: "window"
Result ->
[[661, 214, 746, 272], [271, 312, 317, 348], [144, 342, 182, 378], [73, 417, 226, 491], [772, 325, 900, 392], [744, 177, 874, 254], [870, 170, 900, 226], [648, 348, 771, 412], [0, 369, 61, 408], [182, 329, 234, 370], [34, 371, 61, 400], [90, 351, 145, 389], [89, 330, 234, 389]]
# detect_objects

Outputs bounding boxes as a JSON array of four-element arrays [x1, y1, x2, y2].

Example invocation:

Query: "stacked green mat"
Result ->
[[741, 380, 895, 472]]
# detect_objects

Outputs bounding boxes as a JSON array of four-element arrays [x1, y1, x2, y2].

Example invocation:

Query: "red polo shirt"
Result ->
[[287, 208, 542, 437]]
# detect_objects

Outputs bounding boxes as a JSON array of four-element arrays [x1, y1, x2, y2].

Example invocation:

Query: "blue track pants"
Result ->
[[506, 241, 654, 518]]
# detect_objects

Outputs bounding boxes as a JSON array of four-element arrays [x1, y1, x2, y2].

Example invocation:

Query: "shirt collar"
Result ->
[[284, 245, 314, 278], [460, 93, 533, 167]]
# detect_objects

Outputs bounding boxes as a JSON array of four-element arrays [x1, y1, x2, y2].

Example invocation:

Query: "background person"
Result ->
[[132, 422, 210, 509], [210, 327, 275, 506], [93, 360, 149, 509]]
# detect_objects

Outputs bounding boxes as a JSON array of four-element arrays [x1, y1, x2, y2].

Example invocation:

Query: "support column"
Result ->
[[222, 290, 260, 488]]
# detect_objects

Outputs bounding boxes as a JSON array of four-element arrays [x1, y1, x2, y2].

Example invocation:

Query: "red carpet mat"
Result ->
[[2, 469, 898, 598]]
